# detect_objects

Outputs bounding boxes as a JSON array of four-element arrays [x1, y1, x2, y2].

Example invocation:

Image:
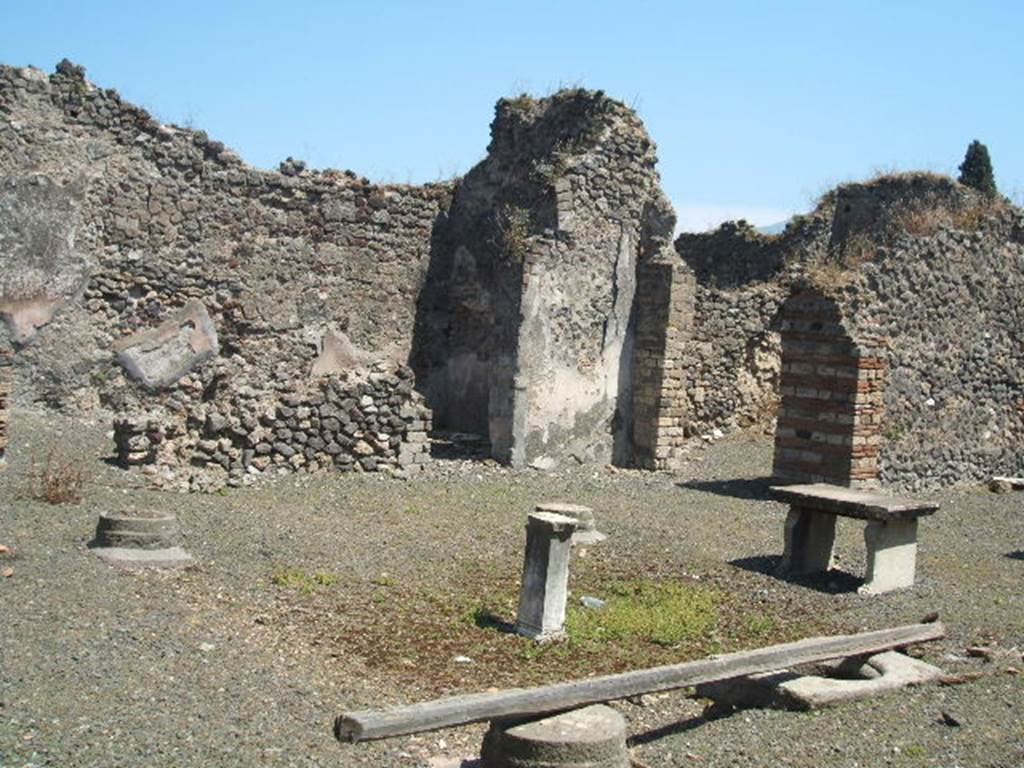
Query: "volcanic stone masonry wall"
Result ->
[[0, 60, 681, 483], [670, 174, 1024, 490], [114, 364, 430, 490], [0, 61, 450, 484], [2, 60, 1022, 490]]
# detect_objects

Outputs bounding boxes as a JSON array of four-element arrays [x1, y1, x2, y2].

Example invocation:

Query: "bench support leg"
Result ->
[[781, 506, 836, 574], [860, 518, 918, 594]]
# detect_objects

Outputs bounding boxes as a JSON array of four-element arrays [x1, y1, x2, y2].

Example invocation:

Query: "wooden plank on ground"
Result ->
[[335, 621, 945, 742]]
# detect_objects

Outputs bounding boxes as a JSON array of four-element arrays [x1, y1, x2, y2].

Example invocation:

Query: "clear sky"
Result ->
[[4, 1, 1022, 231]]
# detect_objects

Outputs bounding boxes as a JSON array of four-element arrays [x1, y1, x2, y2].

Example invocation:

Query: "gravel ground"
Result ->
[[1, 409, 1021, 768]]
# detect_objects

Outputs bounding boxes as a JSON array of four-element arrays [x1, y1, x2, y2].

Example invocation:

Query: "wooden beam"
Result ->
[[335, 621, 945, 742]]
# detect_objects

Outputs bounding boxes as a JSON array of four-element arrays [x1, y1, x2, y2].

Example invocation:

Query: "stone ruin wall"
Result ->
[[413, 90, 676, 469], [3, 61, 1022, 491], [629, 258, 694, 469], [772, 291, 886, 487], [0, 61, 677, 484], [661, 174, 1024, 490], [0, 61, 447, 486]]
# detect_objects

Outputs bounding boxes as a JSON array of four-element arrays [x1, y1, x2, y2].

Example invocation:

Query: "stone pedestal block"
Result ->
[[90, 509, 192, 569], [480, 705, 629, 768], [781, 506, 836, 573], [860, 518, 918, 594], [515, 512, 577, 641]]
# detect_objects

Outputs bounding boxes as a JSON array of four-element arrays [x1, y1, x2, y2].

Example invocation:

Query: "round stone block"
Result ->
[[93, 509, 181, 550], [480, 704, 629, 768], [535, 502, 607, 545], [91, 546, 194, 569]]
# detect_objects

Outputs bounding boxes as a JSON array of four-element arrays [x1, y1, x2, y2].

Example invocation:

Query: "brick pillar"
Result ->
[[630, 260, 695, 469], [772, 291, 886, 487]]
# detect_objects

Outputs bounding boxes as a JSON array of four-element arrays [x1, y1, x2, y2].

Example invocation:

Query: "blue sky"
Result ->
[[4, 1, 1022, 231]]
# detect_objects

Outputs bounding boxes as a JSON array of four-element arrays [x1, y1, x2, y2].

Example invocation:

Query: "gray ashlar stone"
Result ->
[[860, 518, 919, 595], [781, 506, 837, 573], [696, 650, 944, 711]]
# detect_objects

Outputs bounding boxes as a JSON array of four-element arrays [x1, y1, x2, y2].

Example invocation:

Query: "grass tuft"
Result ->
[[566, 579, 720, 648], [22, 449, 86, 504], [271, 567, 339, 594]]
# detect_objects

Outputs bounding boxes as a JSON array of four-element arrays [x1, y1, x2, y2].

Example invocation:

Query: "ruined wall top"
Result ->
[[671, 171, 1024, 489]]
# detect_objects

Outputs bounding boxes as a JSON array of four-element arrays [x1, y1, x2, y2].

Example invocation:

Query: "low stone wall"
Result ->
[[113, 363, 431, 491]]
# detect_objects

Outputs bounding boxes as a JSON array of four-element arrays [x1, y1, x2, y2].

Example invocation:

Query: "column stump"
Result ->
[[480, 705, 630, 768]]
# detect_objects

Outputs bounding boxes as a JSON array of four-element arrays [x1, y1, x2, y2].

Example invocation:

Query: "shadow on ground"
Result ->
[[628, 711, 716, 747], [428, 431, 492, 462], [1007, 550, 1024, 561], [729, 555, 863, 594], [676, 477, 775, 501]]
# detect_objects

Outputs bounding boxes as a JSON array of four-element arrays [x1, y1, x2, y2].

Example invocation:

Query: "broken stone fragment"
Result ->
[[115, 301, 219, 389], [311, 329, 367, 377], [696, 651, 945, 711]]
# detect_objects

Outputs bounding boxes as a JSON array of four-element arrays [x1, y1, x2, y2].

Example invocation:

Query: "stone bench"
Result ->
[[769, 483, 938, 594]]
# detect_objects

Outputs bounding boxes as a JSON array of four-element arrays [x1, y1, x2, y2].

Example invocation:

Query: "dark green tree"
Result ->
[[957, 140, 998, 197]]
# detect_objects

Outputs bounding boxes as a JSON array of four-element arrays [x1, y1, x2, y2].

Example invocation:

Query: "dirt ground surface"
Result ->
[[1, 409, 1022, 768]]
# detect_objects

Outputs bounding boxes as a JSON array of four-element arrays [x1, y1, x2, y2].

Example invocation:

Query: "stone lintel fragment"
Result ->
[[770, 483, 938, 521], [696, 650, 944, 711]]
